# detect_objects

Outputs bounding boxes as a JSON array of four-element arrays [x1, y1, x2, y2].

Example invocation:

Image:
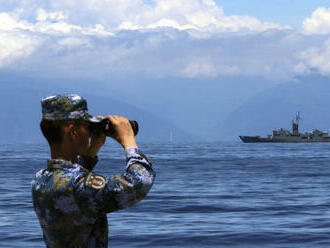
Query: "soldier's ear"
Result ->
[[64, 123, 76, 139]]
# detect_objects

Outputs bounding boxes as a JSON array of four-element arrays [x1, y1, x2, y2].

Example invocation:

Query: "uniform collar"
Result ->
[[47, 159, 90, 173], [47, 159, 75, 170]]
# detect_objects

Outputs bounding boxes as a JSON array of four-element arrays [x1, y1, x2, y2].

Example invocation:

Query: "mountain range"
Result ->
[[0, 73, 199, 144], [1, 72, 330, 143]]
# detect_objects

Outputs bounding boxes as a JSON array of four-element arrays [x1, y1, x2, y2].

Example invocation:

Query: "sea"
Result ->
[[1, 141, 330, 248]]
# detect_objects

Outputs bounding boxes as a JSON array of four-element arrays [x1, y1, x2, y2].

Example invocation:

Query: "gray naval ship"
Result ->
[[239, 113, 330, 143]]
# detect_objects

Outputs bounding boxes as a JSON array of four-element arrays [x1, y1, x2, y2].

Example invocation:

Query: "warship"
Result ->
[[239, 113, 330, 143]]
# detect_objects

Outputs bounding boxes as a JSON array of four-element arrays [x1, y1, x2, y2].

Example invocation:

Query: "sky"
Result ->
[[1, 0, 330, 140], [216, 0, 330, 28]]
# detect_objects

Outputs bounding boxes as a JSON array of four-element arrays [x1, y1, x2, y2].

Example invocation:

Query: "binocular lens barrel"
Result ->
[[129, 120, 139, 136], [89, 119, 139, 136]]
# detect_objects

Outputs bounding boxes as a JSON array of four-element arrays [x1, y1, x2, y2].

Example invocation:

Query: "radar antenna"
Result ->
[[295, 112, 301, 124]]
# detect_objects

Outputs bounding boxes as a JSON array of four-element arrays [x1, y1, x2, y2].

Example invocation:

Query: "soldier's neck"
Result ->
[[50, 142, 77, 164]]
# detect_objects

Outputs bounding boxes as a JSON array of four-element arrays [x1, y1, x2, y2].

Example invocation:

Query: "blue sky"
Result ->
[[216, 0, 330, 28]]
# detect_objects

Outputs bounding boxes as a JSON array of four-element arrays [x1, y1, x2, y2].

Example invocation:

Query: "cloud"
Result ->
[[302, 7, 330, 34], [297, 8, 330, 75], [0, 9, 113, 36], [181, 57, 239, 78], [6, 29, 313, 82], [102, 0, 288, 33], [0, 1, 290, 75], [0, 2, 328, 82], [36, 8, 66, 22], [298, 39, 330, 75], [0, 9, 113, 67], [0, 31, 41, 67], [0, 12, 31, 31], [1, 0, 289, 34], [57, 37, 90, 48]]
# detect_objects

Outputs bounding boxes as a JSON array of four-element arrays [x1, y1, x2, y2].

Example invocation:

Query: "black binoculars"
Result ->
[[89, 119, 139, 136]]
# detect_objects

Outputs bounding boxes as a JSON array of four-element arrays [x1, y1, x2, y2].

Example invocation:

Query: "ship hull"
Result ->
[[239, 136, 272, 143], [239, 135, 330, 143]]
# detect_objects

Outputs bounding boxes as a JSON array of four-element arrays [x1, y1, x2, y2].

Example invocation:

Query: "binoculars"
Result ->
[[89, 119, 139, 136]]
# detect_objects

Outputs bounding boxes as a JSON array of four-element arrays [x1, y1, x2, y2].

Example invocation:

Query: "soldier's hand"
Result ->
[[107, 115, 138, 148], [87, 116, 106, 157]]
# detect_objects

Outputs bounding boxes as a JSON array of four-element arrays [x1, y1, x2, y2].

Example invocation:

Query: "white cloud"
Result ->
[[0, 12, 31, 31], [182, 58, 218, 78], [0, 8, 113, 66], [0, 9, 113, 35], [146, 19, 195, 30], [298, 39, 330, 75], [1, 0, 290, 34], [36, 8, 66, 22], [112, 0, 289, 33], [0, 32, 41, 66], [0, 1, 287, 71], [302, 7, 330, 34], [181, 57, 239, 78], [34, 21, 82, 34], [57, 37, 90, 47], [0, 1, 328, 82], [293, 62, 310, 75]]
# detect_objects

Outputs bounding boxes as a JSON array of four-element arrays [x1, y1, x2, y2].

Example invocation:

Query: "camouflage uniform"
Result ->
[[32, 94, 155, 248]]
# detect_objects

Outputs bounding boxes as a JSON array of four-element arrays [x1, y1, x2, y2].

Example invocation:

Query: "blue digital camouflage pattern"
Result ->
[[41, 94, 100, 122], [31, 149, 155, 248]]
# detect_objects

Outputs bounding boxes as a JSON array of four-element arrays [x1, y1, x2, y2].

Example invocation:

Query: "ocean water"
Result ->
[[1, 142, 330, 248]]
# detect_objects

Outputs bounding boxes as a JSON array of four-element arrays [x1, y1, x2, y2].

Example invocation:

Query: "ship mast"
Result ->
[[292, 112, 301, 136]]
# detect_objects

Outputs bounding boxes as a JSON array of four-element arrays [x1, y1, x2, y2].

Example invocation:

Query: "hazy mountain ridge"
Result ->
[[2, 73, 330, 143], [98, 75, 277, 139], [0, 75, 199, 143]]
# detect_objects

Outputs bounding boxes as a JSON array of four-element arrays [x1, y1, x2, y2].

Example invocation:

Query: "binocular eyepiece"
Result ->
[[89, 119, 139, 136]]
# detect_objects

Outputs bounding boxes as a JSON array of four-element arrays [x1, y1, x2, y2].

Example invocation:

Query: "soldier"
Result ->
[[31, 94, 155, 248]]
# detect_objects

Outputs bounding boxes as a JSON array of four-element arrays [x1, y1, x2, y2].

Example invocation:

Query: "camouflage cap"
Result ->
[[41, 94, 100, 122]]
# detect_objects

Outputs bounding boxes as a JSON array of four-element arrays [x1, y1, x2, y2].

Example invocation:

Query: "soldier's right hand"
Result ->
[[86, 116, 106, 157], [107, 115, 138, 148]]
